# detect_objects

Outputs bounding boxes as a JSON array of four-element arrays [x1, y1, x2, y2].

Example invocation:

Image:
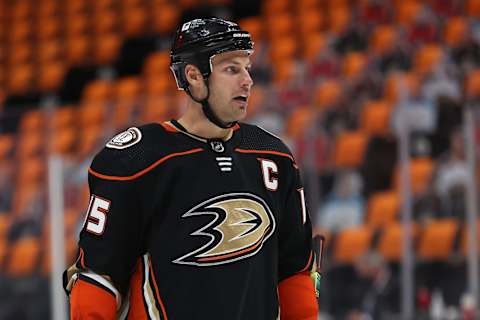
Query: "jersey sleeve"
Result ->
[[75, 170, 147, 294], [278, 163, 315, 282]]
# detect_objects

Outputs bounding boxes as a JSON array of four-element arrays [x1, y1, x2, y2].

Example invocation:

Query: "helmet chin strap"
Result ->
[[185, 80, 237, 129]]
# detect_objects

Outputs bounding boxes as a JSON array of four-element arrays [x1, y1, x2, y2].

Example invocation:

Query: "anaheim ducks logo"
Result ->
[[173, 193, 276, 266]]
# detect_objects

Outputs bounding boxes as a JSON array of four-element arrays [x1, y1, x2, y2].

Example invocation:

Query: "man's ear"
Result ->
[[185, 64, 204, 87]]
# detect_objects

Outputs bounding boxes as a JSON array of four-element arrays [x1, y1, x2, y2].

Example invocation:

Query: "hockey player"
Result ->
[[64, 17, 318, 319]]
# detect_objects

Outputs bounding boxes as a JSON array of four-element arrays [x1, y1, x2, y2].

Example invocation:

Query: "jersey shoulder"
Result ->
[[90, 123, 179, 177], [238, 123, 293, 156]]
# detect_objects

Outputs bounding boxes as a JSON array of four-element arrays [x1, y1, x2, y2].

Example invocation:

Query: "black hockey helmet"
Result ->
[[170, 17, 254, 90]]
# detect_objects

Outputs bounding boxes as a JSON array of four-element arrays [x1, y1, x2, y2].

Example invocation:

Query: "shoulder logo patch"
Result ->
[[106, 127, 142, 150]]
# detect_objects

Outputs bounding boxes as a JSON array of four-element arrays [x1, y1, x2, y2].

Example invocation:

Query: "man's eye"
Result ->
[[226, 66, 237, 73]]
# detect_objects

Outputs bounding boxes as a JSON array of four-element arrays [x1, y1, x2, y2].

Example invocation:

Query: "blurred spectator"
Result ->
[[347, 251, 400, 319], [361, 134, 398, 197], [316, 170, 364, 233], [0, 162, 13, 212], [429, 96, 463, 158], [433, 128, 468, 217]]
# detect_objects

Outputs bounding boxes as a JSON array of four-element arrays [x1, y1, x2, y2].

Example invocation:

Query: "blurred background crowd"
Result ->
[[0, 0, 479, 319]]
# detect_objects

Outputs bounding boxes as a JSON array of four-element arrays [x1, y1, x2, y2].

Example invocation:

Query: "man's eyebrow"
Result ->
[[218, 60, 252, 68]]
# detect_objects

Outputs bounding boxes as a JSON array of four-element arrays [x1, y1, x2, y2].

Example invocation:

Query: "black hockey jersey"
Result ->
[[67, 121, 314, 320]]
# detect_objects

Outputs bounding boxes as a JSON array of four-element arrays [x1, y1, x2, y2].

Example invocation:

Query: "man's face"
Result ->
[[207, 50, 253, 123]]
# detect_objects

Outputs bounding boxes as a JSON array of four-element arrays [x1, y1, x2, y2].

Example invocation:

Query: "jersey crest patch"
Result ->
[[106, 127, 142, 150], [173, 193, 276, 267]]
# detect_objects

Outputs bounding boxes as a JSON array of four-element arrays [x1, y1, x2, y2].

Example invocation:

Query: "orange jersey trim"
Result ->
[[89, 148, 204, 181], [129, 260, 149, 320], [147, 257, 168, 319], [300, 251, 314, 273], [160, 122, 179, 132], [235, 148, 295, 162]]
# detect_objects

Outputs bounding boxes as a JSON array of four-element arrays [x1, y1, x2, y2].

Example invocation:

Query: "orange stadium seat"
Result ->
[[296, 0, 319, 13], [93, 0, 116, 11], [37, 40, 64, 63], [444, 17, 468, 48], [265, 14, 294, 40], [8, 21, 31, 45], [16, 157, 45, 187], [38, 61, 66, 92], [0, 236, 7, 268], [301, 32, 327, 62], [244, 86, 265, 117], [417, 218, 459, 261], [37, 18, 61, 41], [37, 0, 59, 19], [66, 13, 90, 37], [19, 110, 44, 134], [11, 2, 32, 21], [141, 96, 171, 123], [77, 126, 104, 157], [93, 10, 118, 35], [413, 45, 444, 77], [145, 74, 174, 97], [393, 157, 434, 195], [143, 51, 171, 77], [286, 106, 315, 139], [396, 1, 422, 26], [466, 0, 480, 18], [328, 6, 351, 34], [262, 0, 290, 17], [8, 42, 33, 65], [314, 79, 341, 109], [333, 130, 369, 168], [16, 131, 44, 159], [0, 134, 14, 160], [51, 106, 76, 130], [384, 72, 420, 103], [122, 7, 147, 37], [82, 79, 114, 103], [377, 222, 419, 262], [460, 220, 480, 256], [112, 102, 137, 130], [66, 35, 91, 66], [177, 0, 201, 10], [115, 76, 142, 102], [360, 100, 392, 135], [366, 190, 401, 228], [0, 214, 11, 239], [6, 236, 41, 277], [333, 225, 373, 264], [93, 32, 122, 65], [239, 17, 263, 43], [369, 25, 397, 56], [7, 63, 33, 95], [79, 102, 107, 128], [465, 69, 480, 99], [49, 126, 77, 155], [342, 52, 367, 80], [298, 11, 324, 35], [151, 3, 180, 35], [269, 36, 297, 65], [65, 0, 89, 16]]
